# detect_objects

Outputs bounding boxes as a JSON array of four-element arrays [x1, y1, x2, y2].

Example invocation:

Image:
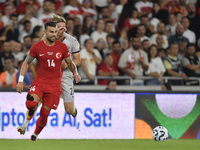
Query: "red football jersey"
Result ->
[[29, 40, 70, 82]]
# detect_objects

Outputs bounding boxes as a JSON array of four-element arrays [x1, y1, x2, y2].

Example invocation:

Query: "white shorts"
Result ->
[[60, 77, 74, 103]]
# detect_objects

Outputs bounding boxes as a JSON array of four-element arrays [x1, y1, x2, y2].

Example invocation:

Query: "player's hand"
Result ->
[[73, 74, 81, 83], [16, 82, 24, 94]]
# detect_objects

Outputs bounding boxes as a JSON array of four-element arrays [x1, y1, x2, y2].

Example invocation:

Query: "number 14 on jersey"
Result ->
[[47, 59, 55, 67]]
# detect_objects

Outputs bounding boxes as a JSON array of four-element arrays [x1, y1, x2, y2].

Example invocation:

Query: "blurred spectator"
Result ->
[[0, 41, 15, 73], [18, 3, 39, 33], [108, 2, 118, 26], [137, 24, 150, 42], [53, 0, 63, 16], [78, 39, 102, 84], [18, 0, 40, 15], [12, 41, 25, 67], [196, 51, 200, 60], [99, 7, 110, 23], [0, 0, 17, 15], [148, 2, 161, 18], [155, 34, 164, 49], [118, 36, 148, 85], [145, 45, 165, 85], [97, 53, 119, 85], [171, 0, 188, 16], [166, 14, 177, 38], [83, 16, 96, 34], [161, 82, 172, 91], [81, 0, 97, 20], [121, 39, 129, 53], [63, 0, 83, 24], [115, 0, 128, 17], [74, 17, 81, 26], [105, 79, 117, 90], [168, 24, 189, 47], [149, 9, 169, 34], [127, 15, 152, 40], [175, 12, 182, 23], [18, 20, 32, 43], [38, 0, 54, 25], [177, 41, 187, 60], [0, 10, 4, 30], [150, 22, 168, 49], [66, 18, 75, 36], [91, 19, 107, 44], [16, 60, 32, 88], [141, 39, 150, 53], [0, 57, 17, 88], [110, 41, 121, 71], [123, 9, 140, 32], [187, 4, 200, 41], [181, 17, 196, 44], [32, 3, 39, 17], [164, 42, 188, 85], [22, 35, 32, 55], [1, 4, 13, 27], [157, 48, 166, 60], [105, 21, 116, 34], [94, 0, 108, 14], [134, 0, 153, 18], [182, 43, 200, 77], [1, 14, 18, 41], [79, 25, 90, 49], [31, 36, 40, 44], [31, 26, 43, 39], [102, 33, 117, 58], [94, 38, 106, 58]]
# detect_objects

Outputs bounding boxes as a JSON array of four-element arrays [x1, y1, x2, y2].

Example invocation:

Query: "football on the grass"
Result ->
[[152, 126, 168, 141]]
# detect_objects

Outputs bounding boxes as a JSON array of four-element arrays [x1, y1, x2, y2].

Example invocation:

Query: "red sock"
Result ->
[[34, 107, 50, 135]]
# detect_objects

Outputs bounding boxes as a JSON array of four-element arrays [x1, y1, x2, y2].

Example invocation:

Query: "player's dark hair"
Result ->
[[112, 40, 121, 46], [44, 21, 56, 30], [107, 79, 117, 85]]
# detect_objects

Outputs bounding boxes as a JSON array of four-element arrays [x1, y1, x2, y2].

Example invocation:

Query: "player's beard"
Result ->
[[47, 36, 56, 43]]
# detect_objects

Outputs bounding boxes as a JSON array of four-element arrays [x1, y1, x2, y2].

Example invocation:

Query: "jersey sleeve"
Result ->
[[63, 44, 71, 58], [29, 44, 37, 58], [72, 38, 80, 53]]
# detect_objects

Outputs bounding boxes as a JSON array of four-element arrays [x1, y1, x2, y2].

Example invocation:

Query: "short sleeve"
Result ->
[[143, 51, 149, 66], [72, 38, 80, 53], [181, 57, 190, 67], [158, 57, 166, 72], [80, 49, 87, 59], [164, 60, 172, 69], [118, 51, 128, 68], [63, 45, 70, 58], [29, 44, 37, 58]]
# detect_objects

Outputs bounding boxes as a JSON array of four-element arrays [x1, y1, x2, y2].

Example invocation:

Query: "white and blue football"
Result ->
[[152, 126, 169, 141]]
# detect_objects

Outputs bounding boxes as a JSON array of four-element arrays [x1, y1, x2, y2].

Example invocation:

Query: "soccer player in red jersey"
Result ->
[[16, 21, 81, 141]]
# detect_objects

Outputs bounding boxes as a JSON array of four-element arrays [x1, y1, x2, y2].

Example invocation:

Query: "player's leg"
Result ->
[[17, 94, 41, 135], [30, 104, 51, 141], [61, 81, 77, 117]]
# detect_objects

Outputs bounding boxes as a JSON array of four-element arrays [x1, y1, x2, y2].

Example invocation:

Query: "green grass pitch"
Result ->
[[0, 139, 199, 150]]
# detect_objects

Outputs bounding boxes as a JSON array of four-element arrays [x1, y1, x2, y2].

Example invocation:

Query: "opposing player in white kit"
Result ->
[[17, 14, 81, 135]]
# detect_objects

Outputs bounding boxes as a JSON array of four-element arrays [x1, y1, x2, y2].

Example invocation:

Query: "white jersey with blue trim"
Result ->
[[62, 33, 80, 79]]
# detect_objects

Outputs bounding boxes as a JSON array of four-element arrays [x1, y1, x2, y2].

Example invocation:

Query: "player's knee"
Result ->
[[26, 94, 38, 110]]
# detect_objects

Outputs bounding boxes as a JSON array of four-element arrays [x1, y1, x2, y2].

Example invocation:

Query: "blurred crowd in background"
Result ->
[[0, 0, 200, 89]]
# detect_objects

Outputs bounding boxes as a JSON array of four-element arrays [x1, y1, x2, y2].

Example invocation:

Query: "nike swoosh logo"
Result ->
[[39, 54, 45, 56]]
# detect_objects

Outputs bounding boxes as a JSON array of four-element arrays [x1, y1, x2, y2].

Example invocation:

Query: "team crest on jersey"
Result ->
[[47, 52, 53, 55], [56, 52, 62, 59]]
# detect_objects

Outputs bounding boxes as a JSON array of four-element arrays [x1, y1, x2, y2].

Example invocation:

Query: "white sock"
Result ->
[[23, 101, 42, 126], [32, 133, 38, 137]]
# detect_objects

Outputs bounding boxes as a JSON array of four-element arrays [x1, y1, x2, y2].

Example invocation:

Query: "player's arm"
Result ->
[[16, 55, 34, 93], [62, 52, 80, 69], [65, 57, 81, 83]]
